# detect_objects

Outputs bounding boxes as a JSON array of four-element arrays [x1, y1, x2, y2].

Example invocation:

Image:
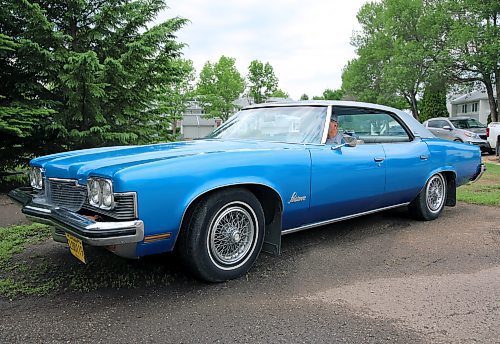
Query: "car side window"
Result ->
[[428, 120, 448, 129], [333, 107, 411, 144], [428, 120, 439, 128]]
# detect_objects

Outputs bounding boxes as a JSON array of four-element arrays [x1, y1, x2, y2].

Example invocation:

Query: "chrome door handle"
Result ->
[[374, 157, 385, 162], [420, 155, 429, 160]]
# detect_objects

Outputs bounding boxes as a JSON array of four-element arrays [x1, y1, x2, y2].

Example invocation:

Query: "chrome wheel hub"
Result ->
[[231, 230, 241, 243], [209, 203, 256, 266]]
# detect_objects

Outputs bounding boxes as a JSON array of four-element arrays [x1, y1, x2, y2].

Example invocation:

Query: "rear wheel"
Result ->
[[409, 173, 447, 221], [179, 188, 265, 282]]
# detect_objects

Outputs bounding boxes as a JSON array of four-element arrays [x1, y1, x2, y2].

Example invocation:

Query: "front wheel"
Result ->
[[179, 188, 265, 282], [409, 173, 447, 221]]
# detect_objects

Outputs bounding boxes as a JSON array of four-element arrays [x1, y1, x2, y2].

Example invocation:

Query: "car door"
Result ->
[[378, 115, 433, 206], [427, 119, 454, 140], [308, 107, 387, 224]]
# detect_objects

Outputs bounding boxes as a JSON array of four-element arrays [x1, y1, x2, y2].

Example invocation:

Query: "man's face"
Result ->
[[328, 120, 338, 138]]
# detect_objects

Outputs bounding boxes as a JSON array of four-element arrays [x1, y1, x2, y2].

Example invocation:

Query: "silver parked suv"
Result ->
[[423, 117, 493, 153]]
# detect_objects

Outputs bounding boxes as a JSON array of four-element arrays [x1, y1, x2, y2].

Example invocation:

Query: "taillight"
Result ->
[[486, 128, 489, 137]]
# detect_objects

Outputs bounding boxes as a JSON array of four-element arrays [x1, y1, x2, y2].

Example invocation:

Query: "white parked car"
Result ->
[[487, 122, 500, 155]]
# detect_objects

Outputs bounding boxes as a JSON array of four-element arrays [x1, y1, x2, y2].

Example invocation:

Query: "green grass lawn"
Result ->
[[0, 223, 57, 298], [0, 223, 181, 298], [457, 162, 500, 207], [0, 223, 51, 266]]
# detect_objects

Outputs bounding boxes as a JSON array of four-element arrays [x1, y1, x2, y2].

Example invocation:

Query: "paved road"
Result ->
[[1, 203, 499, 343]]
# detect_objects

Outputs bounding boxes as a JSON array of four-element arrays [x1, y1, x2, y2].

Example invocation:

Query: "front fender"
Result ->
[[114, 149, 311, 256]]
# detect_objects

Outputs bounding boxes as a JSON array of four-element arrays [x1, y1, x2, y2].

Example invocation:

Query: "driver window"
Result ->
[[334, 107, 411, 144]]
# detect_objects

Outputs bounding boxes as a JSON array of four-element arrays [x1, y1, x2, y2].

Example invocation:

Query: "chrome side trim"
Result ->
[[321, 105, 332, 144], [282, 202, 410, 235]]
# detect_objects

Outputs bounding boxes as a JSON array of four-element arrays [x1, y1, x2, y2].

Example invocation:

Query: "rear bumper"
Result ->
[[8, 188, 144, 246], [470, 163, 486, 183]]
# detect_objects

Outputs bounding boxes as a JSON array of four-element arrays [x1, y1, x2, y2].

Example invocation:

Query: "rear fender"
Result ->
[[419, 167, 457, 207]]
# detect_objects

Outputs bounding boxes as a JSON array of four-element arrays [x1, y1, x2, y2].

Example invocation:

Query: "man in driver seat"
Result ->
[[326, 115, 345, 145]]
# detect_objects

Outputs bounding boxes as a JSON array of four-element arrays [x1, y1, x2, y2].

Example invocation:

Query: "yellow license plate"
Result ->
[[65, 233, 86, 264]]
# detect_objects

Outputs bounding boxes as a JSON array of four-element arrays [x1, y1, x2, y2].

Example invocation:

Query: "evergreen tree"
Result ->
[[420, 85, 449, 123], [0, 0, 188, 170]]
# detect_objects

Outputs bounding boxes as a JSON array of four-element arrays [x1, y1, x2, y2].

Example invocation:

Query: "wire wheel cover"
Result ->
[[209, 203, 256, 265], [426, 175, 445, 212]]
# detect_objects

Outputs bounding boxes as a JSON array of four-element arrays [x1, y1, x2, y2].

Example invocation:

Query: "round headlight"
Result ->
[[89, 179, 101, 206], [36, 169, 43, 189], [101, 180, 113, 208], [29, 168, 36, 188], [30, 167, 43, 190]]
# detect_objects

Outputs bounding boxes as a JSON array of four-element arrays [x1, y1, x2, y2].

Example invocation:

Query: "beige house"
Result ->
[[180, 101, 222, 139], [449, 90, 494, 124]]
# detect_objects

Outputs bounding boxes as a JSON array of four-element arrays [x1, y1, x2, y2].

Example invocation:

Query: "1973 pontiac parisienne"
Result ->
[[9, 101, 485, 282]]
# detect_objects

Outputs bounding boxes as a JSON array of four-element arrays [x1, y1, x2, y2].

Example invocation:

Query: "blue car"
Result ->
[[9, 101, 485, 282]]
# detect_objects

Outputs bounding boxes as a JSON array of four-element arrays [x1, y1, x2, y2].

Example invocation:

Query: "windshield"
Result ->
[[450, 118, 485, 129], [206, 106, 328, 144]]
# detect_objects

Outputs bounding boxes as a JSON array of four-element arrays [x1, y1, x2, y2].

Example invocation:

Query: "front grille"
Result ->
[[48, 179, 87, 212], [479, 134, 487, 140], [83, 193, 137, 220], [47, 178, 137, 220]]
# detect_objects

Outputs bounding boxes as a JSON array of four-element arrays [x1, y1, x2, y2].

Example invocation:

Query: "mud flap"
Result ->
[[445, 174, 456, 207], [262, 203, 282, 256]]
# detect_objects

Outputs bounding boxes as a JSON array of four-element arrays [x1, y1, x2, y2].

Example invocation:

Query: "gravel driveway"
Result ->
[[0, 199, 499, 343]]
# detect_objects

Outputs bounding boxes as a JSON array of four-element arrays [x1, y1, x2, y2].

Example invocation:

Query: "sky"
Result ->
[[157, 0, 367, 100]]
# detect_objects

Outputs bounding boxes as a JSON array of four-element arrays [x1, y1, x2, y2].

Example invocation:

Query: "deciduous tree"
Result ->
[[270, 89, 289, 98], [196, 56, 245, 121], [342, 0, 447, 118], [156, 59, 195, 140], [312, 89, 345, 100], [247, 60, 278, 104], [440, 0, 499, 122]]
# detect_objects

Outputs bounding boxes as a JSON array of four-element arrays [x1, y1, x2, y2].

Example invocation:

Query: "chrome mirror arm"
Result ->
[[331, 143, 347, 150]]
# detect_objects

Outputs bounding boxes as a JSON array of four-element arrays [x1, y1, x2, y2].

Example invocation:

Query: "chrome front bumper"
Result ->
[[8, 187, 144, 246], [470, 163, 486, 183]]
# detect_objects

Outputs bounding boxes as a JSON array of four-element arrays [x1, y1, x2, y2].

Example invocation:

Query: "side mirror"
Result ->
[[344, 135, 358, 147], [442, 125, 452, 130]]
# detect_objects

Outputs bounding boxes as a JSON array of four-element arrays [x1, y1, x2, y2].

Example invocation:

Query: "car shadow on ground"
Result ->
[[3, 206, 417, 298]]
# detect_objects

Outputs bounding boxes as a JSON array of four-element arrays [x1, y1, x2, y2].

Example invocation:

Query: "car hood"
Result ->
[[32, 139, 301, 182]]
